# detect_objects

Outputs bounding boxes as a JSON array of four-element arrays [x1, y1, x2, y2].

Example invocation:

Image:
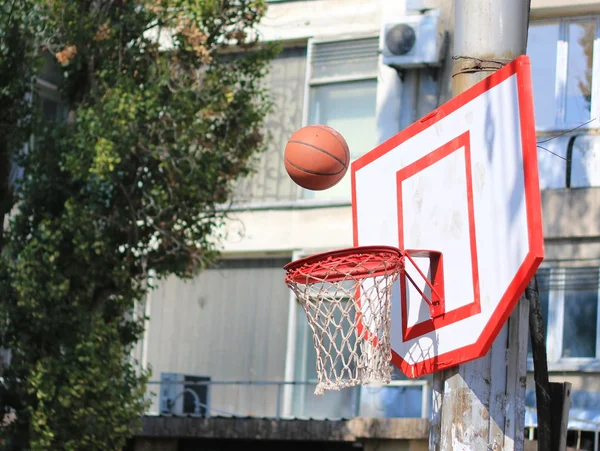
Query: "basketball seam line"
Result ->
[[313, 125, 350, 164], [287, 140, 348, 167], [285, 156, 347, 176]]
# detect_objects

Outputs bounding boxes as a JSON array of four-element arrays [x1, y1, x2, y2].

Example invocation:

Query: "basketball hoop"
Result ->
[[284, 246, 404, 395]]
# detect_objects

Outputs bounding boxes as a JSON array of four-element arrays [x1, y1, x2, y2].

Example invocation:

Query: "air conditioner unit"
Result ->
[[160, 373, 210, 416], [381, 10, 445, 69]]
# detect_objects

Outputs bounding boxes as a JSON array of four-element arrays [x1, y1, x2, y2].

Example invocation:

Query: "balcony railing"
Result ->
[[145, 378, 430, 420], [525, 406, 600, 451]]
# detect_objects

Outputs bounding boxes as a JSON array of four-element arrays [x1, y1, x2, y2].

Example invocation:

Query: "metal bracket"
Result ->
[[403, 249, 445, 319]]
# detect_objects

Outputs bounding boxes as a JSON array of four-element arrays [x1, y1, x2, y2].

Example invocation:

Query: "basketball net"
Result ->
[[284, 248, 403, 395]]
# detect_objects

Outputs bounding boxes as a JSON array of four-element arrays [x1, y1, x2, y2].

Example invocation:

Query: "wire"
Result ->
[[534, 118, 596, 162], [537, 119, 595, 144], [537, 145, 568, 161]]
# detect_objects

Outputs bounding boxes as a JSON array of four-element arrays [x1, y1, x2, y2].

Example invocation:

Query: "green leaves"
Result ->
[[1, 0, 276, 449], [90, 138, 120, 176], [18, 320, 151, 450]]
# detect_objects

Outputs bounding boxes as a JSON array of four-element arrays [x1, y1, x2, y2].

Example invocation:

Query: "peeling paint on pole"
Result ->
[[430, 0, 532, 450]]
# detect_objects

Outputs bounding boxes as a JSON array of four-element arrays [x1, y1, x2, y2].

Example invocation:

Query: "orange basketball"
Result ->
[[284, 125, 350, 191]]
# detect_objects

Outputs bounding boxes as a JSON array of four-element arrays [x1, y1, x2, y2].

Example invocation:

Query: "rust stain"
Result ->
[[519, 375, 527, 388], [481, 408, 490, 422]]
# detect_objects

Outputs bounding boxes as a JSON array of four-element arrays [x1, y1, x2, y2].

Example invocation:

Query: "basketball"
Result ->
[[284, 125, 350, 191]]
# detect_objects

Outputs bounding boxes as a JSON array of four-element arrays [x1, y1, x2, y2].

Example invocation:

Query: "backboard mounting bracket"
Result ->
[[404, 250, 445, 319]]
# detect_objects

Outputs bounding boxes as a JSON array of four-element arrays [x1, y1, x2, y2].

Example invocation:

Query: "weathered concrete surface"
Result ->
[[137, 416, 430, 442]]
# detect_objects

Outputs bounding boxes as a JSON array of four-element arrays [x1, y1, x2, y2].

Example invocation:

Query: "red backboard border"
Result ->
[[351, 55, 544, 378]]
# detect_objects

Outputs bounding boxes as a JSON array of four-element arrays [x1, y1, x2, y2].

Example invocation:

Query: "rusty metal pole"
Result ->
[[429, 0, 532, 449]]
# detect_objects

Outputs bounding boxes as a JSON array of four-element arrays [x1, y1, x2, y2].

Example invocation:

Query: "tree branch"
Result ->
[[1, 0, 18, 42], [90, 282, 117, 314]]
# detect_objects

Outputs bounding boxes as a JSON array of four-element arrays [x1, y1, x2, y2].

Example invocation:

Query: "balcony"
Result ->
[[145, 377, 430, 420]]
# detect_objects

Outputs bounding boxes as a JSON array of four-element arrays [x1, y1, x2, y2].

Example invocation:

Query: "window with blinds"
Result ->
[[304, 36, 379, 202], [530, 266, 600, 363], [309, 37, 379, 82]]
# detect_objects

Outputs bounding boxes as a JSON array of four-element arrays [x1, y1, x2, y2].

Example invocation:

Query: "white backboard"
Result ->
[[352, 56, 544, 377]]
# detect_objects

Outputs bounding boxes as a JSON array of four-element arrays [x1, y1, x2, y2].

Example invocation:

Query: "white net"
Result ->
[[284, 248, 404, 395]]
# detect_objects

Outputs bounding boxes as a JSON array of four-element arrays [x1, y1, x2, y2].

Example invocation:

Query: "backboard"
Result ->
[[352, 55, 544, 378]]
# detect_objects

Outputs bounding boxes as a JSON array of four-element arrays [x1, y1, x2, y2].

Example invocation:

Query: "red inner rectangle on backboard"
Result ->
[[397, 131, 481, 341]]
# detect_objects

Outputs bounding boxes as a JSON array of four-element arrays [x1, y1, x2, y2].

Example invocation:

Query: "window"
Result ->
[[36, 78, 67, 123], [527, 17, 599, 131], [529, 267, 600, 365], [36, 51, 68, 123], [303, 37, 379, 201], [359, 368, 429, 418]]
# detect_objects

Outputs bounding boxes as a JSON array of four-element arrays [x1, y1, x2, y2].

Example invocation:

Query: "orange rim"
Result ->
[[284, 246, 404, 284]]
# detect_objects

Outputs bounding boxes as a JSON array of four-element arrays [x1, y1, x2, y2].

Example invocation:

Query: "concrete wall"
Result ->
[[530, 0, 600, 18], [527, 372, 600, 392], [143, 258, 290, 416], [136, 416, 430, 441], [362, 440, 428, 451], [543, 188, 600, 239], [221, 205, 353, 255], [541, 188, 600, 262], [257, 0, 404, 43]]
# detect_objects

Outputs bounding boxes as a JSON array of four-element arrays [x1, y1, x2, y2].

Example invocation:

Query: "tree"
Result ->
[[0, 0, 38, 246], [0, 0, 277, 449], [576, 21, 594, 110]]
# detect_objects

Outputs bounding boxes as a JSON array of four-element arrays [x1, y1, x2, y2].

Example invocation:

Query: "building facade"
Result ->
[[133, 0, 600, 449]]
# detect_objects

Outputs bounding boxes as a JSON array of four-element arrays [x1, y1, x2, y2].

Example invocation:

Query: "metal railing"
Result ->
[[145, 378, 430, 420], [525, 407, 600, 451]]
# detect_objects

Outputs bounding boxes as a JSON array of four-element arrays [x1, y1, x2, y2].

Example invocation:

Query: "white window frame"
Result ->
[[360, 377, 430, 419], [297, 35, 380, 205], [529, 267, 600, 372], [35, 77, 68, 121], [529, 16, 600, 133]]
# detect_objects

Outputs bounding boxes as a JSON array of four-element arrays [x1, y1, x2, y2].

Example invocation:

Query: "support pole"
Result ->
[[528, 277, 572, 450], [430, 1, 532, 449], [527, 277, 553, 451]]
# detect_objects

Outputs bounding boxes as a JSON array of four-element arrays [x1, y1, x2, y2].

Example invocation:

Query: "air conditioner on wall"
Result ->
[[159, 372, 211, 416], [381, 10, 445, 69]]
